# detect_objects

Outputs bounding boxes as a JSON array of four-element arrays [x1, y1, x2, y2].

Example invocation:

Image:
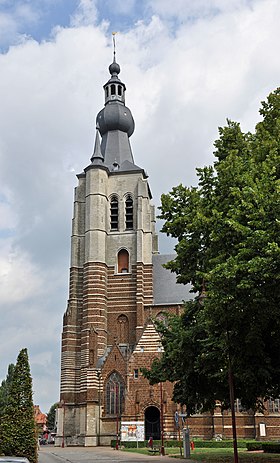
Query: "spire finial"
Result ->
[[112, 31, 117, 62], [109, 32, 120, 77]]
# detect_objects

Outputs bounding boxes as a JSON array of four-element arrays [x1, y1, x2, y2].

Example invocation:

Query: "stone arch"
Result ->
[[144, 405, 161, 440]]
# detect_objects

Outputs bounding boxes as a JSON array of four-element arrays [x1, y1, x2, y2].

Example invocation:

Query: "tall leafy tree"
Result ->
[[0, 363, 15, 416], [47, 402, 58, 431], [0, 349, 38, 463], [144, 89, 280, 414]]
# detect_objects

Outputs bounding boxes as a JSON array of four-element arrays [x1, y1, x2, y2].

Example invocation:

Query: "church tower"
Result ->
[[56, 52, 175, 447], [57, 48, 280, 447]]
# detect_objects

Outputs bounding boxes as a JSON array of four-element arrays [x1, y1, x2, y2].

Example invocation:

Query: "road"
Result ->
[[38, 445, 188, 463]]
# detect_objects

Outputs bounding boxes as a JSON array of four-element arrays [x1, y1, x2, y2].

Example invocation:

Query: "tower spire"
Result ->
[[112, 31, 117, 63], [91, 127, 103, 164]]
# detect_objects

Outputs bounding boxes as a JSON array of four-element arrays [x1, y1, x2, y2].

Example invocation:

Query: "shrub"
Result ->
[[246, 442, 263, 451], [111, 438, 247, 449], [262, 443, 280, 454]]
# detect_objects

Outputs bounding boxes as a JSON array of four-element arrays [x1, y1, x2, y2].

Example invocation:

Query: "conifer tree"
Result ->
[[0, 363, 15, 416], [0, 349, 37, 463]]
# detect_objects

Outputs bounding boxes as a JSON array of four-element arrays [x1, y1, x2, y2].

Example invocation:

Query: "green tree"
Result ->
[[144, 89, 280, 414], [47, 402, 58, 431], [0, 363, 15, 416], [0, 349, 38, 463]]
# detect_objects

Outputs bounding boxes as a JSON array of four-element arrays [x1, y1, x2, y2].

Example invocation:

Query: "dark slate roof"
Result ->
[[152, 254, 193, 305]]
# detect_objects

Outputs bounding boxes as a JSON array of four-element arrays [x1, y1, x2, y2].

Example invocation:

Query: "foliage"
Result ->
[[144, 89, 280, 414], [0, 349, 38, 463], [246, 442, 263, 451], [113, 439, 248, 449], [0, 363, 15, 416], [262, 443, 280, 453], [46, 402, 58, 431]]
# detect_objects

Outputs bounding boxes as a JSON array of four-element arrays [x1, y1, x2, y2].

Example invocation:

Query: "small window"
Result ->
[[106, 86, 109, 98], [140, 346, 144, 352], [134, 369, 139, 379], [110, 196, 118, 230], [125, 195, 133, 230], [118, 85, 122, 96], [118, 249, 129, 273], [111, 84, 116, 95]]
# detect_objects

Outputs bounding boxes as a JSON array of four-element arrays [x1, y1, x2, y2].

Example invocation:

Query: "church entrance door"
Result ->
[[144, 406, 160, 440]]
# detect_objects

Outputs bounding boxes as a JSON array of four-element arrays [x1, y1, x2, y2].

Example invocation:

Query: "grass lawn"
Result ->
[[122, 447, 280, 462]]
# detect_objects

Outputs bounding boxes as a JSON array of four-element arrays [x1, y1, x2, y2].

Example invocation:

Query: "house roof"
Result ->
[[153, 254, 193, 305]]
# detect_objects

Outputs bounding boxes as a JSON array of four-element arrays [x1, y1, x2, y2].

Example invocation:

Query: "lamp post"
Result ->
[[160, 382, 165, 456], [97, 371, 101, 446], [115, 382, 119, 450]]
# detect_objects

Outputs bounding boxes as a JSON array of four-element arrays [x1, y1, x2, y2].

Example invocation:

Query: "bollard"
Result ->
[[183, 428, 191, 458]]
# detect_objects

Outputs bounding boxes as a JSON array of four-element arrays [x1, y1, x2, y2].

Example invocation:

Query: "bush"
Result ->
[[111, 438, 247, 449], [262, 443, 280, 454], [193, 440, 247, 448], [246, 442, 263, 451]]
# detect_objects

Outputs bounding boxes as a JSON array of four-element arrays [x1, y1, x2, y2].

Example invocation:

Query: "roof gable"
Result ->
[[133, 320, 162, 354]]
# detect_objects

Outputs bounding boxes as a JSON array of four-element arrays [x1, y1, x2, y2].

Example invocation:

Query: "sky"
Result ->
[[0, 0, 279, 415]]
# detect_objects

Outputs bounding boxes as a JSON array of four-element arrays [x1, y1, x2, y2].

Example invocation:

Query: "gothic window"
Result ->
[[234, 399, 246, 413], [117, 249, 129, 273], [125, 195, 133, 230], [106, 372, 124, 415], [268, 398, 280, 413], [110, 196, 119, 230], [117, 314, 129, 343], [111, 84, 116, 95]]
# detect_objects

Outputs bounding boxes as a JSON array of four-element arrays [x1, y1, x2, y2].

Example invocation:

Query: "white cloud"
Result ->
[[0, 0, 280, 412], [71, 0, 98, 27]]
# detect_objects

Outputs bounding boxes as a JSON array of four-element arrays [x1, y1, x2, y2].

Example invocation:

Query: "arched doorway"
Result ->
[[145, 406, 160, 440]]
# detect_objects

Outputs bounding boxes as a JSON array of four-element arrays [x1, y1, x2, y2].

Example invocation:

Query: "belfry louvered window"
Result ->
[[106, 372, 124, 415], [110, 196, 119, 230], [125, 195, 133, 230]]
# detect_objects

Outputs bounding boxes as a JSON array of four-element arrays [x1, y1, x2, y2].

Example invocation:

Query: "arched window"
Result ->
[[110, 196, 118, 230], [118, 85, 122, 96], [106, 372, 124, 415], [118, 249, 129, 273], [111, 84, 116, 95], [125, 195, 133, 230]]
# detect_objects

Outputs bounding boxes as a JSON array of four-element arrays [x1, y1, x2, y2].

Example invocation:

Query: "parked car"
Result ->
[[0, 458, 30, 463], [48, 432, 56, 444]]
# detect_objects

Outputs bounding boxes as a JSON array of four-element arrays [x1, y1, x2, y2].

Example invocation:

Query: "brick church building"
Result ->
[[56, 54, 280, 446]]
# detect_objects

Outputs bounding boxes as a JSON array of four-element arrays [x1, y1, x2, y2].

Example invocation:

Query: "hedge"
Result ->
[[111, 439, 247, 449], [246, 442, 263, 451], [262, 443, 280, 454]]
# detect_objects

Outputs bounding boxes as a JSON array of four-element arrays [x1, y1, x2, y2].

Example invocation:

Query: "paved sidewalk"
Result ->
[[39, 445, 190, 462]]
